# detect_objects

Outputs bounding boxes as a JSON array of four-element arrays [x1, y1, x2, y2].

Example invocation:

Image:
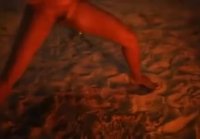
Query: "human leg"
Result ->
[[67, 1, 156, 88], [0, 5, 56, 103]]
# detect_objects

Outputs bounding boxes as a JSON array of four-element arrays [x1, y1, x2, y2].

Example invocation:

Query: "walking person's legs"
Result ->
[[67, 1, 156, 88]]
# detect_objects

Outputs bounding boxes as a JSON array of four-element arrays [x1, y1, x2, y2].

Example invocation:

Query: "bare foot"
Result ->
[[0, 82, 12, 105], [130, 75, 157, 90]]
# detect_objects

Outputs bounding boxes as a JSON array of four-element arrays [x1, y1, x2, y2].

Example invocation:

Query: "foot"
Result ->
[[130, 75, 157, 90], [0, 82, 12, 105]]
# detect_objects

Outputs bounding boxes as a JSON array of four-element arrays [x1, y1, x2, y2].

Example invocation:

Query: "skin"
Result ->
[[0, 0, 156, 104]]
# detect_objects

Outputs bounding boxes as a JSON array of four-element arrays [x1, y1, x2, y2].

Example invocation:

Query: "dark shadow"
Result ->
[[0, 5, 34, 81]]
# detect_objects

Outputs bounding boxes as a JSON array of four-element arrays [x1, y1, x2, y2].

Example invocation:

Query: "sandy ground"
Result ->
[[0, 0, 200, 138]]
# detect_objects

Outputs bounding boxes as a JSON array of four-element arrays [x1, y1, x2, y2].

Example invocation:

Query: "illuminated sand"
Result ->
[[0, 0, 199, 138]]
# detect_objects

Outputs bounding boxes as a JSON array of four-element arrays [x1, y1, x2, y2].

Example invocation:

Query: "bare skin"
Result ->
[[0, 0, 156, 104]]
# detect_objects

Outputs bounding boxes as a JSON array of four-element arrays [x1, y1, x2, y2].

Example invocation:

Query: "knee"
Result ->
[[117, 31, 138, 49]]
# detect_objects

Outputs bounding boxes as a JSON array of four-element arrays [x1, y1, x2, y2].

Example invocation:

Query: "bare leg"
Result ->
[[67, 1, 156, 88], [0, 5, 56, 103]]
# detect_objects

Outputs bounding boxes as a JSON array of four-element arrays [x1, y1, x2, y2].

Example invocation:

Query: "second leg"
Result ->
[[67, 1, 156, 88]]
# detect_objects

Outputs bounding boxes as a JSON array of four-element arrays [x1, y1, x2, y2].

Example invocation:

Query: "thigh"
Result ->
[[66, 1, 132, 44]]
